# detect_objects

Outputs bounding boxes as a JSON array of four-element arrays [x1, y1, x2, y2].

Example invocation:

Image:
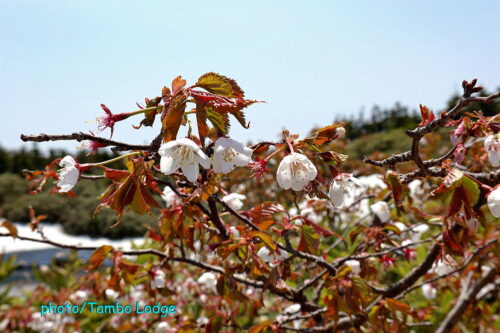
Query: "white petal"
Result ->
[[58, 166, 80, 192], [232, 151, 252, 167], [488, 151, 500, 167], [276, 166, 293, 190], [212, 154, 225, 173], [60, 155, 77, 167], [487, 188, 500, 218], [158, 141, 180, 155], [181, 162, 199, 183], [291, 179, 308, 191], [370, 201, 390, 222], [160, 155, 180, 175], [329, 182, 345, 207], [176, 137, 202, 152], [196, 150, 212, 169]]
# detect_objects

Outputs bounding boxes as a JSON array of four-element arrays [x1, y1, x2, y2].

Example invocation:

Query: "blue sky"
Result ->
[[1, 0, 499, 151]]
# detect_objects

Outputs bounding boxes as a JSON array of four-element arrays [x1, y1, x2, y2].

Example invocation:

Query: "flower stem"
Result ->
[[90, 152, 141, 167], [265, 146, 287, 162], [128, 106, 157, 116]]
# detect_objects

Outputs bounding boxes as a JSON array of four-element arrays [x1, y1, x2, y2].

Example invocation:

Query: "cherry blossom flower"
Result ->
[[69, 289, 88, 304], [335, 126, 346, 139], [105, 288, 119, 301], [421, 283, 437, 299], [198, 272, 217, 290], [432, 260, 453, 275], [222, 193, 246, 210], [257, 247, 288, 268], [155, 321, 171, 333], [357, 174, 387, 191], [79, 139, 108, 155], [328, 173, 361, 208], [450, 121, 466, 145], [96, 104, 131, 138], [487, 186, 500, 218], [484, 134, 500, 167], [408, 179, 426, 203], [410, 224, 429, 241], [230, 226, 240, 238], [248, 157, 269, 179], [454, 143, 466, 164], [284, 304, 301, 314], [370, 201, 391, 222], [276, 153, 317, 191], [213, 137, 253, 174], [57, 156, 82, 193], [344, 260, 361, 275], [379, 254, 396, 269], [401, 239, 416, 261], [161, 186, 182, 207], [151, 269, 166, 289], [158, 138, 211, 183]]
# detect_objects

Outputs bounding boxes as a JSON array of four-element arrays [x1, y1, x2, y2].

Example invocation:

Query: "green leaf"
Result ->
[[461, 175, 480, 206], [196, 72, 244, 98], [206, 106, 230, 134]]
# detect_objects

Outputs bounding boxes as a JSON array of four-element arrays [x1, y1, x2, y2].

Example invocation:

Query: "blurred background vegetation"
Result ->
[[0, 90, 498, 238]]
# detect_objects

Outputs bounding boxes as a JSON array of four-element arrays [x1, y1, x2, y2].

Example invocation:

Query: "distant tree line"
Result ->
[[338, 89, 499, 139], [0, 144, 120, 175]]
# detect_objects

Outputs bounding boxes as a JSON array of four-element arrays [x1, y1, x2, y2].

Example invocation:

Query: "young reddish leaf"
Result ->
[[295, 216, 342, 238], [385, 298, 412, 314], [195, 103, 209, 144], [117, 258, 141, 275], [146, 228, 162, 242], [243, 202, 284, 231], [159, 206, 183, 242], [442, 226, 464, 255], [95, 159, 160, 226], [196, 72, 244, 98], [297, 225, 320, 255], [88, 245, 114, 271], [171, 75, 186, 96], [28, 206, 47, 232], [418, 104, 435, 127], [101, 167, 130, 182], [386, 170, 403, 206], [309, 123, 346, 146], [249, 231, 276, 251], [1, 220, 17, 238], [248, 323, 271, 333], [189, 173, 220, 202], [161, 95, 187, 142], [190, 89, 260, 129]]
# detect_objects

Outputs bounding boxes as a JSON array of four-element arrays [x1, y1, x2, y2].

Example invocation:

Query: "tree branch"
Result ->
[[435, 267, 497, 333]]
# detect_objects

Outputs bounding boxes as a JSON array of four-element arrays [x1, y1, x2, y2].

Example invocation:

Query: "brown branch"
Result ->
[[397, 238, 497, 299], [0, 232, 261, 288], [363, 151, 412, 167], [383, 242, 442, 298], [435, 267, 497, 333], [208, 197, 229, 240], [20, 132, 152, 152]]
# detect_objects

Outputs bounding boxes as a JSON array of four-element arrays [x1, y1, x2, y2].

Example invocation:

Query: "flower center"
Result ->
[[222, 148, 237, 163], [174, 146, 195, 164], [289, 161, 306, 179]]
